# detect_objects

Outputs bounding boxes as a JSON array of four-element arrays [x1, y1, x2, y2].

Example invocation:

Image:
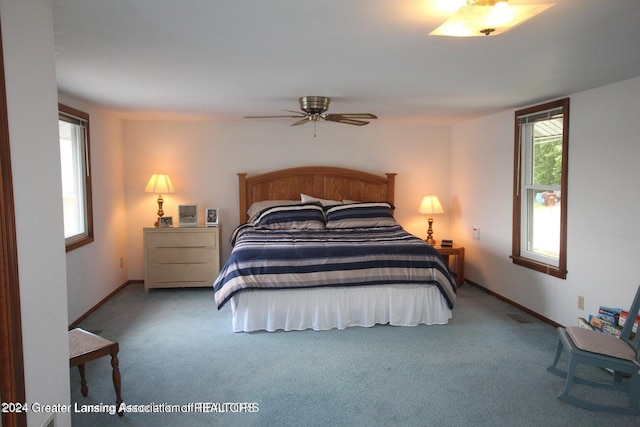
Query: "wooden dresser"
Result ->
[[143, 227, 220, 292]]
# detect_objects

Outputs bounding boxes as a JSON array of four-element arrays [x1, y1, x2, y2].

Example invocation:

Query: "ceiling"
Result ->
[[52, 0, 640, 125]]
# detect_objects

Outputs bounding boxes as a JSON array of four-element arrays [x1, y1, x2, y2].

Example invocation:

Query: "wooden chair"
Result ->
[[69, 328, 124, 416], [548, 285, 640, 414]]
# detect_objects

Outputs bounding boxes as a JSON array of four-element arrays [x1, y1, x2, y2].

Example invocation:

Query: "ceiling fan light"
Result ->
[[430, 2, 555, 37], [488, 2, 513, 27]]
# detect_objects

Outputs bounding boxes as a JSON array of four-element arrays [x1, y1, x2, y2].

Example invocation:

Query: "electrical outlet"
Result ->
[[472, 226, 480, 240], [578, 295, 584, 311]]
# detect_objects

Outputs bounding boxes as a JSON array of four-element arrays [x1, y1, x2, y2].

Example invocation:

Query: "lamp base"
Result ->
[[425, 217, 436, 246], [155, 195, 164, 227], [154, 194, 165, 227]]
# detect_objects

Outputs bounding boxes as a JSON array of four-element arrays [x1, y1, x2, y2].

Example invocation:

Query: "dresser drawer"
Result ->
[[147, 247, 216, 264], [146, 230, 217, 249], [147, 263, 217, 285]]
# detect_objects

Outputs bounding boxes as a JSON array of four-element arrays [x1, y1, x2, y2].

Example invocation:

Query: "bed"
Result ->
[[213, 166, 457, 332]]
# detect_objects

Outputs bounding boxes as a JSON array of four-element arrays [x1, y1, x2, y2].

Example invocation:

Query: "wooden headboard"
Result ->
[[238, 166, 396, 223]]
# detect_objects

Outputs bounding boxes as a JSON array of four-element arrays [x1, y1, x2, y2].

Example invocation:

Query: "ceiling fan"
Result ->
[[244, 96, 378, 128]]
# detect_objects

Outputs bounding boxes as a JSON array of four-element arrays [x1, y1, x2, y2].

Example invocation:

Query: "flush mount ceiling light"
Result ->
[[430, 0, 555, 37]]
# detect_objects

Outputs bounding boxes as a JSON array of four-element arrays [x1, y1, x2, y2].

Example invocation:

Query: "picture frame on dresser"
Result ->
[[178, 204, 198, 227], [206, 208, 219, 227], [158, 216, 173, 227]]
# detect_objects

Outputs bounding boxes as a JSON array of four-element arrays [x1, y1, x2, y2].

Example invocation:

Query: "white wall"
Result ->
[[450, 76, 640, 326], [123, 120, 452, 279], [58, 95, 128, 324], [1, 1, 71, 426]]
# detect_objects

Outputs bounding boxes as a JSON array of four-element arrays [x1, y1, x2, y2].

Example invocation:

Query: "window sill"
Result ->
[[510, 255, 566, 279], [65, 235, 94, 252]]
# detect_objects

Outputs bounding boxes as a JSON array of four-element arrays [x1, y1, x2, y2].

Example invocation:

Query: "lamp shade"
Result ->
[[145, 174, 175, 194], [418, 195, 444, 215]]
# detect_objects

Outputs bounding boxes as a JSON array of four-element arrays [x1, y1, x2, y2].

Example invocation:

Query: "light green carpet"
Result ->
[[69, 284, 640, 426]]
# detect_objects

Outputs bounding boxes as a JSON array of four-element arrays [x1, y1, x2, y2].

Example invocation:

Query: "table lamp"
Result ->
[[418, 195, 444, 245], [145, 174, 175, 227]]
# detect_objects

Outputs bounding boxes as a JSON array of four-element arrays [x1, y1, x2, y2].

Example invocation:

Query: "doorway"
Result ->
[[0, 21, 27, 427]]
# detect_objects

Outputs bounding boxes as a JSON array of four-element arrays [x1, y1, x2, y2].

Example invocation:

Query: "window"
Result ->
[[59, 103, 93, 251], [512, 98, 569, 278]]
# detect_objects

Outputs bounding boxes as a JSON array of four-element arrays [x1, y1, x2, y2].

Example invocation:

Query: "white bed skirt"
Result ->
[[230, 284, 452, 332]]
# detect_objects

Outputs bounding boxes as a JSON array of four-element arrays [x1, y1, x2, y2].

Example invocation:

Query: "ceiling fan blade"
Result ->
[[244, 99, 376, 130], [290, 117, 310, 126], [328, 113, 378, 119], [325, 114, 373, 126], [244, 114, 305, 119]]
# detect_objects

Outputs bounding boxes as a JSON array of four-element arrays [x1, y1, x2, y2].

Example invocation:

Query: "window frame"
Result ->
[[512, 98, 569, 279], [59, 103, 94, 251]]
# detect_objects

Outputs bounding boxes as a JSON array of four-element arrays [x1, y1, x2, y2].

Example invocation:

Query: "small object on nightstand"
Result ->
[[441, 239, 453, 247]]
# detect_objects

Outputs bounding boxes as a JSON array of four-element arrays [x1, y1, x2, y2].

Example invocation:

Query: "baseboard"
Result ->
[[465, 279, 561, 328], [69, 280, 143, 329]]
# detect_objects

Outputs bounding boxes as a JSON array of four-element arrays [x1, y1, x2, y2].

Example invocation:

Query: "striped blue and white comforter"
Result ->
[[213, 225, 457, 310]]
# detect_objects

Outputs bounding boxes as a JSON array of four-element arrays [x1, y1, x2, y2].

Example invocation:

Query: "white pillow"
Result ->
[[300, 193, 342, 207]]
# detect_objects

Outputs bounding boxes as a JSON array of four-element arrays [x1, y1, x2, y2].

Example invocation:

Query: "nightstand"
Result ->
[[434, 244, 465, 288], [143, 227, 220, 292]]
